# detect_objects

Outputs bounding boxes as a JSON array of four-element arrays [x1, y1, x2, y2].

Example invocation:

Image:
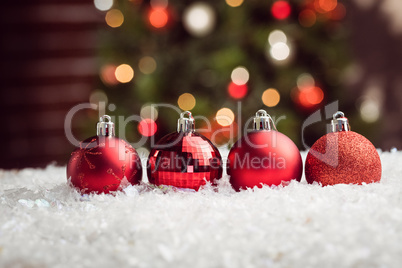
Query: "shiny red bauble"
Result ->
[[227, 130, 303, 191], [147, 111, 222, 191], [147, 132, 222, 190], [67, 136, 142, 194], [305, 131, 381, 186]]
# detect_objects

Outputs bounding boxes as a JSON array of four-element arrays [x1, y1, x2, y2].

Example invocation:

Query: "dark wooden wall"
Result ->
[[0, 0, 103, 168]]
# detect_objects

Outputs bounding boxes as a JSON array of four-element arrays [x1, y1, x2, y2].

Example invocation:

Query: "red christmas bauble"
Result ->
[[67, 136, 142, 194], [227, 130, 303, 191], [147, 131, 222, 190], [305, 131, 381, 186]]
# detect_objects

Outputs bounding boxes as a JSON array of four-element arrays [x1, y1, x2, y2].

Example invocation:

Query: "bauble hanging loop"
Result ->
[[67, 115, 142, 194], [227, 109, 302, 191], [305, 111, 381, 186], [147, 111, 222, 191]]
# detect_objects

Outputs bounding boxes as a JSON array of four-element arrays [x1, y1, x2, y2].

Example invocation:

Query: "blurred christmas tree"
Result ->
[[92, 0, 350, 149]]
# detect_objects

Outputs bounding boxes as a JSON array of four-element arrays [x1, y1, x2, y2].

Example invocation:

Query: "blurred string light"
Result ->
[[105, 9, 124, 28], [183, 2, 216, 37], [94, 0, 113, 11], [270, 42, 290, 61], [268, 30, 287, 46], [140, 104, 159, 120], [226, 0, 244, 8], [297, 73, 315, 89], [231, 66, 249, 85], [178, 93, 196, 110], [299, 9, 316, 27], [138, 56, 157, 74], [138, 119, 157, 137], [149, 7, 169, 28], [89, 90, 108, 106], [216, 108, 235, 127], [100, 64, 118, 86], [115, 64, 134, 83], [316, 0, 337, 13], [360, 99, 380, 123], [150, 0, 168, 8], [228, 82, 247, 99], [271, 1, 291, 20], [267, 30, 291, 63], [292, 73, 324, 108], [262, 88, 280, 107]]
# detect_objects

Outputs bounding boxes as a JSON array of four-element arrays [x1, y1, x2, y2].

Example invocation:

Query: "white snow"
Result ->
[[1, 150, 402, 268]]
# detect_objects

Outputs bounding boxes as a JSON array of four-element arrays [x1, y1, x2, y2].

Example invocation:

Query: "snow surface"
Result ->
[[1, 150, 402, 268]]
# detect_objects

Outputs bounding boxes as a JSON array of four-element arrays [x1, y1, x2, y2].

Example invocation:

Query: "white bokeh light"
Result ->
[[231, 66, 249, 85], [360, 99, 380, 123], [183, 2, 216, 37], [268, 30, 287, 46], [94, 0, 113, 11], [140, 104, 159, 120], [297, 73, 315, 89], [270, 42, 290, 61]]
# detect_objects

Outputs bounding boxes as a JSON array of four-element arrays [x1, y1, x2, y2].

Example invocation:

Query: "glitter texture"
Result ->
[[305, 131, 381, 186]]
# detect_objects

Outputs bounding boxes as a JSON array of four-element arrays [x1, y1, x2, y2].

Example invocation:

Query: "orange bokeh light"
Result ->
[[228, 82, 248, 99], [138, 119, 157, 137], [149, 8, 168, 28], [315, 0, 337, 13]]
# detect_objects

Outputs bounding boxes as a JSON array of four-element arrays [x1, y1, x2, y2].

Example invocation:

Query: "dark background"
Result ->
[[0, 0, 401, 169]]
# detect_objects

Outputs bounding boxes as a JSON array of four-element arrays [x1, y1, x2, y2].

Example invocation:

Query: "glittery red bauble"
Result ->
[[147, 132, 222, 190], [227, 130, 303, 191], [305, 131, 381, 186], [67, 136, 142, 194]]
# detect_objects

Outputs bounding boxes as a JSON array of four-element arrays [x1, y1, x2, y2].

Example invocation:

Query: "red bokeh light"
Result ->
[[138, 119, 157, 137], [293, 86, 324, 108], [149, 8, 168, 28], [228, 82, 248, 99], [271, 1, 291, 20]]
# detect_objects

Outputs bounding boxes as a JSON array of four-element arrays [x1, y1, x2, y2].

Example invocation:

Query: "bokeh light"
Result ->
[[226, 0, 244, 8], [178, 93, 196, 110], [89, 90, 108, 106], [330, 3, 346, 20], [262, 88, 280, 107], [270, 42, 290, 61], [228, 82, 248, 99], [105, 9, 124, 28], [271, 1, 291, 20], [100, 64, 118, 86], [297, 73, 315, 89], [296, 86, 324, 108], [115, 64, 134, 83], [268, 30, 287, 46], [149, 8, 168, 28], [299, 9, 316, 27], [317, 0, 337, 12], [216, 108, 235, 127], [231, 66, 249, 85], [140, 104, 159, 120], [150, 0, 168, 9], [138, 119, 157, 137], [360, 100, 380, 123], [94, 0, 113, 11], [183, 2, 216, 37], [139, 56, 157, 74]]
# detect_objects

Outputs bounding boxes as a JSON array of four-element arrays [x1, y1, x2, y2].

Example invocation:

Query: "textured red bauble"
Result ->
[[147, 111, 222, 191], [305, 112, 381, 186], [67, 116, 142, 194], [227, 110, 302, 191]]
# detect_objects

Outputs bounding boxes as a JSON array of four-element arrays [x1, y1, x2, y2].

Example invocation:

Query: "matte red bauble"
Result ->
[[305, 111, 381, 186], [147, 111, 222, 191], [227, 110, 302, 191], [67, 115, 142, 194]]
